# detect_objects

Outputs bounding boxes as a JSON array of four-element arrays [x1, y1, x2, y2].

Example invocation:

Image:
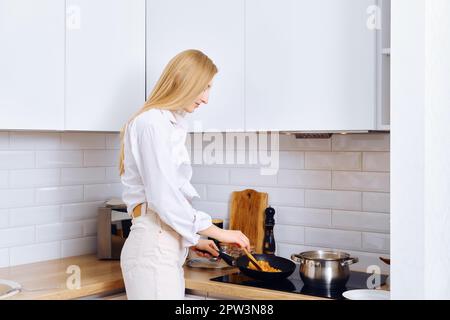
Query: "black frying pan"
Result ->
[[217, 249, 296, 281]]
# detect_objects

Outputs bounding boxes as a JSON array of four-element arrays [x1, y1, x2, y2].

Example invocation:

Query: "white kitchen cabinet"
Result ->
[[376, 0, 390, 130], [0, 0, 65, 130], [245, 0, 377, 132], [65, 0, 146, 131], [146, 0, 245, 132]]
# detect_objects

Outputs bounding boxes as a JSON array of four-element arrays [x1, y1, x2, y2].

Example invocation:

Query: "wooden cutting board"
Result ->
[[229, 189, 268, 254]]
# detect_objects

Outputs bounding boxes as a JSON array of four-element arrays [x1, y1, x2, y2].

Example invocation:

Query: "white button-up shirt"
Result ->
[[121, 108, 212, 247]]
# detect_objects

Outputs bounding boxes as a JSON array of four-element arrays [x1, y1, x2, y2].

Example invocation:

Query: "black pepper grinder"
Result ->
[[263, 206, 276, 255]]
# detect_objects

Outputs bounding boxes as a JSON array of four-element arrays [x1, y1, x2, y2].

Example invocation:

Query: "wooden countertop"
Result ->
[[0, 255, 124, 300], [0, 254, 327, 300]]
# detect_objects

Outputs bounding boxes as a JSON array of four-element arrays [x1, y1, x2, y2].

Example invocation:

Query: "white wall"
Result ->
[[391, 0, 450, 299]]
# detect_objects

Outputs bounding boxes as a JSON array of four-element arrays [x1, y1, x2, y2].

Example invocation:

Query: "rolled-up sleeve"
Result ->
[[132, 122, 212, 247]]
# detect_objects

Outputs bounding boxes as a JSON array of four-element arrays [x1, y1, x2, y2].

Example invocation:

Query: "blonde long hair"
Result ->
[[119, 49, 218, 176]]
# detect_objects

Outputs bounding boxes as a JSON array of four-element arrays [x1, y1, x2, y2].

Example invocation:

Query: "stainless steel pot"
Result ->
[[291, 250, 359, 288]]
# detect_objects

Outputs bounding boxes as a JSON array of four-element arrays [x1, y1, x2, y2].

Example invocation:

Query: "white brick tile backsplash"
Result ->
[[191, 149, 250, 167], [192, 167, 229, 184], [84, 183, 123, 201], [0, 209, 8, 228], [10, 242, 60, 266], [192, 184, 207, 199], [332, 171, 390, 192], [36, 151, 83, 168], [305, 190, 362, 211], [192, 147, 281, 169], [363, 233, 390, 252], [106, 134, 120, 149], [0, 131, 390, 268], [0, 151, 35, 169], [0, 248, 8, 267], [279, 135, 331, 151], [332, 134, 390, 151], [332, 210, 390, 233], [61, 167, 105, 185], [10, 169, 60, 187], [223, 132, 259, 150], [10, 132, 61, 150], [83, 219, 97, 236], [105, 167, 121, 182], [257, 187, 304, 206], [0, 189, 35, 209], [61, 201, 104, 222], [186, 133, 203, 151], [228, 149, 262, 167], [0, 226, 35, 248], [305, 227, 362, 250], [278, 151, 305, 169], [191, 201, 229, 221], [61, 133, 106, 149], [352, 251, 390, 273], [276, 206, 331, 227], [363, 192, 390, 213], [62, 236, 96, 258], [36, 186, 83, 205], [0, 170, 8, 188], [36, 222, 84, 242], [206, 185, 305, 206], [258, 187, 305, 206], [277, 170, 331, 189], [205, 185, 239, 202], [9, 205, 60, 227], [84, 150, 118, 167], [277, 243, 305, 261], [274, 225, 305, 244], [0, 132, 9, 149], [305, 152, 361, 171], [363, 152, 390, 172], [230, 168, 277, 186]]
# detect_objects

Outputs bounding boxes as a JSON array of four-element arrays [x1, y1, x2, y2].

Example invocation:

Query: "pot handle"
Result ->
[[341, 257, 359, 267], [291, 254, 304, 264]]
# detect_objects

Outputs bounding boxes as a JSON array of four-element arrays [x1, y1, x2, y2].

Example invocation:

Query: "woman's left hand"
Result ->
[[191, 239, 220, 258]]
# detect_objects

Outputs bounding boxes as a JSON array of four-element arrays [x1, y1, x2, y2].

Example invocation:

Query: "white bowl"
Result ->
[[0, 279, 22, 299], [343, 289, 390, 300]]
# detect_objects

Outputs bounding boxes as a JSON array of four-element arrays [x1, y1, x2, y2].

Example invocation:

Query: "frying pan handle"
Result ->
[[217, 250, 236, 267], [194, 244, 237, 267], [215, 241, 236, 266]]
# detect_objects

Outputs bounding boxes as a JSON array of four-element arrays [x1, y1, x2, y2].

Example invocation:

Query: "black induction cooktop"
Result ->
[[210, 265, 388, 300]]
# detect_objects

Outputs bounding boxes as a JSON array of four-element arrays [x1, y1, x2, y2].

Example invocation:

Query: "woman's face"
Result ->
[[183, 81, 213, 113]]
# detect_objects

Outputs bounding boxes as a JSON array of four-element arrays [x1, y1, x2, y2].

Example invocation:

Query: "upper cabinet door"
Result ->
[[65, 0, 145, 131], [246, 0, 377, 131], [0, 0, 65, 130], [146, 0, 245, 132]]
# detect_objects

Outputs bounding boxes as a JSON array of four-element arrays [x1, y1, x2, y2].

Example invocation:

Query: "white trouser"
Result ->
[[120, 208, 189, 300]]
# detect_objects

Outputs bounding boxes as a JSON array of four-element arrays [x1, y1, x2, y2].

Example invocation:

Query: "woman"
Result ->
[[118, 49, 251, 300]]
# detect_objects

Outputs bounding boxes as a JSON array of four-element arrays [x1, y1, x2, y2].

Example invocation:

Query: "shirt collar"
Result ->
[[160, 109, 188, 129], [160, 109, 177, 124]]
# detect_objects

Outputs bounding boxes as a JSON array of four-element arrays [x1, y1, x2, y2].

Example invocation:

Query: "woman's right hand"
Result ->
[[215, 229, 251, 251]]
